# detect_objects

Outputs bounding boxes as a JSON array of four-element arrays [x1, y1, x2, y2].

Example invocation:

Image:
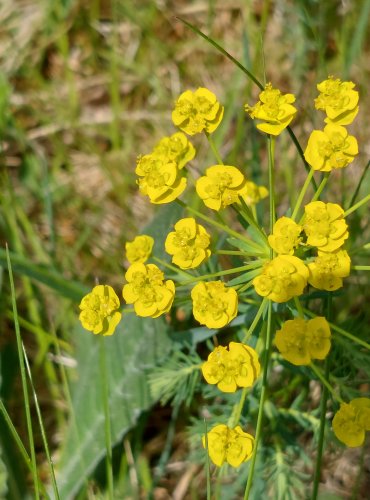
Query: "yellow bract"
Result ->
[[275, 317, 331, 365], [172, 87, 224, 136], [79, 285, 121, 336], [122, 263, 175, 318], [165, 217, 211, 269], [332, 398, 370, 447], [253, 255, 308, 303], [191, 281, 238, 329], [303, 201, 348, 252], [202, 424, 254, 467], [268, 217, 302, 255], [308, 249, 351, 291], [202, 342, 260, 393], [304, 124, 358, 172], [153, 132, 196, 169], [245, 83, 297, 136], [315, 76, 359, 126], [196, 165, 249, 211], [125, 235, 154, 264]]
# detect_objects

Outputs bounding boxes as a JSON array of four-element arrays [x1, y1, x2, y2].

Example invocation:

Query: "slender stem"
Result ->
[[348, 160, 370, 208], [267, 136, 276, 237], [99, 337, 114, 499], [230, 387, 248, 427], [310, 172, 330, 203], [242, 298, 268, 342], [205, 132, 224, 164], [287, 127, 317, 190], [344, 193, 370, 217], [234, 200, 269, 242], [310, 362, 342, 403], [244, 301, 273, 499], [152, 256, 193, 279], [352, 265, 370, 271], [178, 262, 262, 286], [293, 296, 305, 318], [291, 169, 314, 221], [215, 250, 249, 256]]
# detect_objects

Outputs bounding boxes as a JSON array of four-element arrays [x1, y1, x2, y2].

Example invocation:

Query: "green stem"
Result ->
[[100, 337, 114, 499], [230, 387, 248, 427], [344, 193, 370, 217], [205, 132, 224, 164], [244, 301, 273, 499], [268, 136, 276, 238], [291, 169, 314, 221], [287, 127, 317, 190], [215, 250, 249, 256], [310, 172, 330, 203], [178, 262, 262, 286], [352, 265, 370, 271], [234, 199, 269, 243], [348, 160, 370, 208], [293, 296, 305, 318], [242, 298, 268, 343], [152, 256, 193, 279], [310, 362, 342, 403]]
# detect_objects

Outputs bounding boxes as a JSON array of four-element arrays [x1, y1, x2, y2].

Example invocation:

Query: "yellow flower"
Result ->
[[268, 217, 302, 255], [125, 235, 154, 264], [253, 255, 308, 303], [202, 424, 254, 467], [136, 153, 187, 204], [165, 217, 211, 269], [315, 76, 359, 126], [245, 83, 297, 136], [308, 249, 351, 291], [303, 201, 348, 252], [153, 132, 196, 169], [79, 285, 121, 336], [196, 165, 249, 211], [332, 398, 370, 447], [275, 317, 331, 366], [172, 88, 224, 136], [304, 124, 358, 172], [242, 181, 269, 206], [191, 281, 238, 329], [122, 263, 175, 318], [202, 342, 260, 393]]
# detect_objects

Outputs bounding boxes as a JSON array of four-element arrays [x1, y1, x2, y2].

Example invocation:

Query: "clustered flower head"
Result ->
[[172, 87, 224, 136], [308, 249, 351, 291], [191, 281, 238, 329], [253, 255, 309, 303], [79, 285, 121, 336], [165, 217, 211, 269], [122, 263, 175, 318], [245, 83, 297, 135], [332, 398, 370, 447], [303, 201, 348, 252], [125, 234, 154, 264], [275, 317, 331, 365], [153, 132, 196, 168], [314, 76, 359, 126], [202, 424, 254, 467], [202, 342, 260, 392], [304, 124, 358, 172], [243, 181, 269, 206], [268, 217, 302, 255]]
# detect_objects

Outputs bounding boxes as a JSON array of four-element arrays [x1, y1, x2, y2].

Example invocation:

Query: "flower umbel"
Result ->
[[125, 235, 154, 264], [308, 249, 351, 291], [165, 217, 211, 269], [245, 83, 297, 136], [153, 132, 195, 169], [303, 201, 348, 252], [202, 424, 254, 467], [122, 263, 175, 318], [79, 285, 121, 336], [332, 398, 370, 447], [268, 217, 302, 255], [202, 342, 261, 392], [314, 76, 359, 126], [191, 281, 238, 329], [275, 317, 331, 365]]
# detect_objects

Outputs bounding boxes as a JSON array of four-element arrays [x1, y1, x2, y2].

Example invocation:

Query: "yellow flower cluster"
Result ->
[[165, 217, 211, 269], [314, 76, 359, 126], [303, 201, 348, 252], [136, 132, 195, 204], [191, 281, 238, 329], [308, 249, 351, 291], [275, 317, 331, 365], [202, 342, 260, 392], [332, 398, 370, 447], [172, 88, 224, 136], [79, 285, 121, 336], [268, 217, 302, 255], [202, 424, 254, 467], [253, 255, 309, 303], [122, 263, 175, 318], [125, 234, 154, 264], [245, 83, 297, 135]]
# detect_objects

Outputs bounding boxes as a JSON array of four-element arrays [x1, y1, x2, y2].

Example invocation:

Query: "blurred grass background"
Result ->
[[0, 0, 369, 498]]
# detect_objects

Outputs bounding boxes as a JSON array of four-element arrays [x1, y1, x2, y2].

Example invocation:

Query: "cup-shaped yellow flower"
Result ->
[[136, 153, 187, 204], [122, 263, 175, 318], [196, 165, 249, 211], [245, 83, 297, 136], [243, 181, 269, 206], [191, 281, 238, 329], [304, 124, 358, 172], [314, 76, 359, 126], [202, 342, 260, 392], [303, 201, 348, 252], [165, 217, 211, 269], [79, 285, 121, 336], [268, 217, 302, 255], [332, 398, 370, 447], [172, 87, 224, 136], [253, 255, 308, 303], [153, 132, 196, 169], [125, 235, 154, 264], [308, 249, 351, 291], [202, 424, 254, 467], [275, 317, 331, 366]]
